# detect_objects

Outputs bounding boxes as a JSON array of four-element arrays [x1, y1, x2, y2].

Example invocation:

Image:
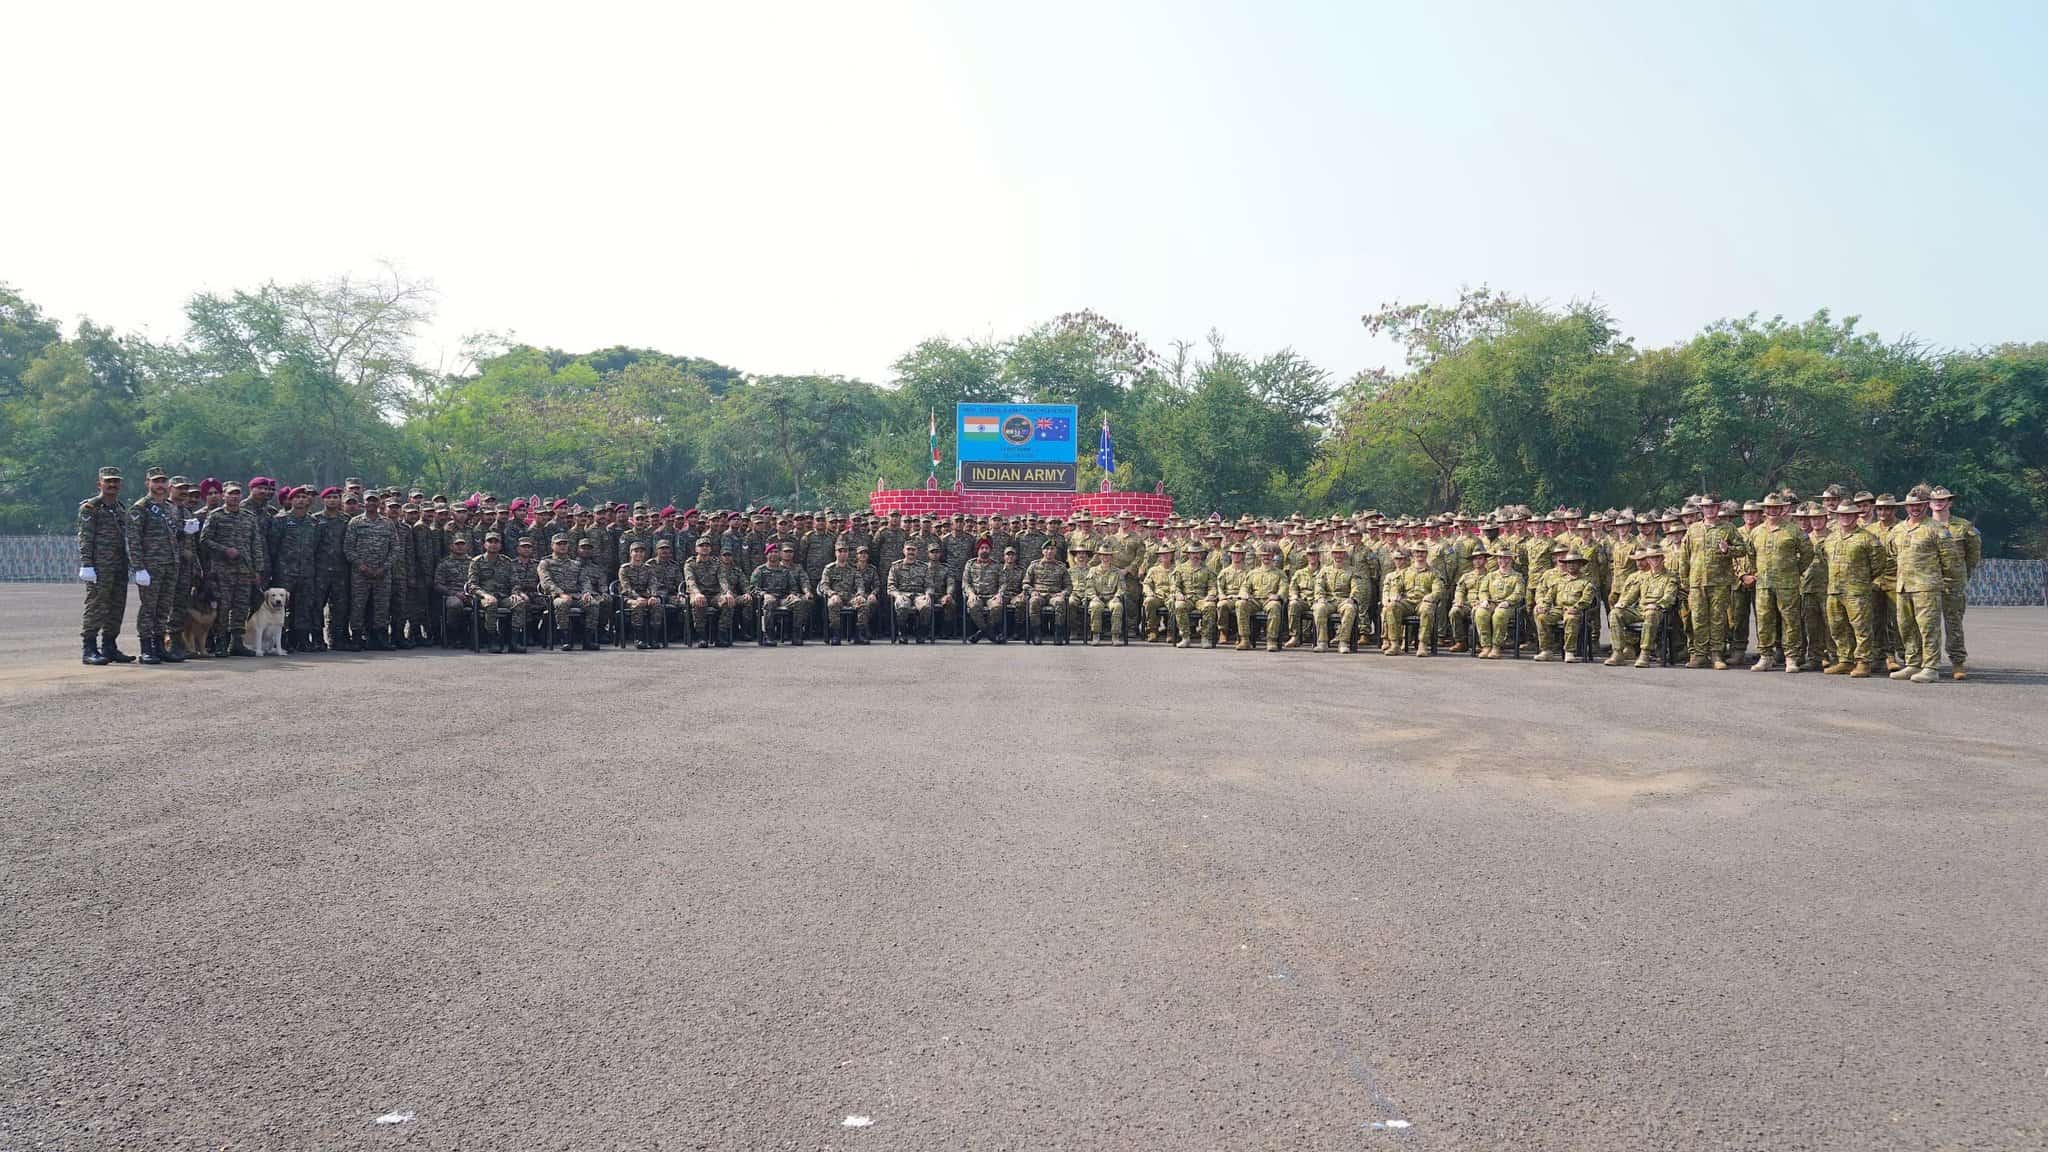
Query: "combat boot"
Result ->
[[1711, 658, 1729, 670], [1532, 649, 1555, 663], [1910, 667, 1938, 684], [1888, 665, 1914, 680], [1952, 664, 1968, 681], [1563, 651, 1581, 664], [1283, 635, 1302, 650], [1603, 652, 1624, 666], [1885, 656, 1904, 673], [1783, 659, 1801, 673], [1174, 636, 1189, 649], [139, 636, 162, 665], [1338, 643, 1354, 655], [1266, 639, 1281, 652], [1751, 655, 1777, 671], [1201, 636, 1216, 649], [1313, 642, 1328, 654], [163, 635, 188, 663], [101, 631, 136, 663], [229, 638, 257, 657], [1235, 639, 1252, 651], [82, 633, 107, 666], [1685, 656, 1707, 669], [1446, 640, 1468, 653], [1414, 646, 1431, 658], [1849, 661, 1871, 678], [1823, 661, 1850, 674], [1633, 654, 1652, 668]]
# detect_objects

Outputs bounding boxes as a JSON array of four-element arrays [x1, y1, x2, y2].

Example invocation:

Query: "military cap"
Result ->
[[1331, 542, 1351, 553], [1929, 487, 1954, 500], [1852, 490, 1876, 503], [1875, 493, 1900, 507], [1833, 502, 1861, 515], [1741, 500, 1762, 512], [1558, 549, 1585, 562], [1002, 545, 1018, 554], [483, 531, 503, 542], [1902, 491, 1927, 505], [344, 476, 363, 488], [1613, 513, 1634, 526], [1469, 544, 1488, 557], [342, 493, 361, 504], [577, 538, 596, 549], [655, 539, 674, 550], [926, 542, 943, 552], [1821, 484, 1845, 498], [1630, 547, 1657, 561], [628, 540, 649, 552], [780, 542, 797, 553], [1759, 494, 1787, 508], [1226, 544, 1246, 554], [551, 533, 570, 544], [97, 465, 122, 480], [1204, 528, 1224, 539], [451, 533, 473, 546]]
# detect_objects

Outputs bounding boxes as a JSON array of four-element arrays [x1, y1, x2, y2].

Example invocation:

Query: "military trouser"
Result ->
[[1382, 599, 1435, 650], [1799, 594, 1831, 669], [402, 570, 430, 627], [1087, 594, 1124, 641], [1240, 596, 1283, 648], [966, 593, 1004, 637], [1610, 604, 1663, 660], [1754, 587, 1803, 661], [134, 565, 174, 641], [1728, 586, 1752, 655], [1171, 596, 1214, 645], [1940, 581, 1968, 666], [1687, 584, 1731, 661], [1872, 589, 1900, 662], [1448, 603, 1473, 646], [1027, 591, 1067, 639], [1826, 592, 1874, 665], [1897, 589, 1945, 670], [474, 593, 529, 639], [825, 594, 872, 639], [316, 568, 350, 643], [551, 591, 599, 631], [1288, 598, 1313, 645], [1536, 605, 1587, 655], [1476, 603, 1518, 651], [219, 567, 255, 633], [83, 567, 129, 633], [891, 591, 931, 635], [169, 561, 197, 632], [283, 570, 317, 639], [1141, 593, 1172, 639], [386, 570, 411, 632], [1313, 597, 1358, 648], [690, 593, 735, 638], [350, 569, 389, 634]]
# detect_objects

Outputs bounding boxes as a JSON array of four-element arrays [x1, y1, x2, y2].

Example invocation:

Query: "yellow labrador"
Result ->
[[245, 587, 290, 655]]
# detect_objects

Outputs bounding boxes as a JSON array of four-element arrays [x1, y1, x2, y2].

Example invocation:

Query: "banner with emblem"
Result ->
[[955, 403, 1078, 491]]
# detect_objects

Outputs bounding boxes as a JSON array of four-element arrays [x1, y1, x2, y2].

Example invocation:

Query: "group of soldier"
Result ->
[[75, 469, 1981, 682]]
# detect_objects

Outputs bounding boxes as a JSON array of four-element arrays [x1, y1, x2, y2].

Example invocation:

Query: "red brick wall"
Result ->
[[868, 489, 1174, 520]]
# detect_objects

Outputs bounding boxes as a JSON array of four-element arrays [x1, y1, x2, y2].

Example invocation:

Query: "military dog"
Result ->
[[245, 587, 290, 656], [179, 585, 219, 658]]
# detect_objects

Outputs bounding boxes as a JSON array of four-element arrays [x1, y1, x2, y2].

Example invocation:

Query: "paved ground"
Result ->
[[3, 585, 2045, 1150]]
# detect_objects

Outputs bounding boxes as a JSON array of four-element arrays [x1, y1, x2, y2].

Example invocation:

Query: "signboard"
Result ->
[[956, 403, 1078, 491]]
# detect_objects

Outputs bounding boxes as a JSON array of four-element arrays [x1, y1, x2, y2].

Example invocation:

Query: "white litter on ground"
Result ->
[[842, 1115, 874, 1128], [374, 1111, 415, 1125], [1366, 1118, 1412, 1130]]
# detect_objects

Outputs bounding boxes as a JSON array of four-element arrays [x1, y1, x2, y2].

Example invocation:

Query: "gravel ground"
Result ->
[[3, 585, 2045, 1150]]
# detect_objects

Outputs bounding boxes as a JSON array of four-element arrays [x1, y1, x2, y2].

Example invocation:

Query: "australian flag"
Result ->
[[1096, 417, 1115, 473], [1034, 414, 1071, 442]]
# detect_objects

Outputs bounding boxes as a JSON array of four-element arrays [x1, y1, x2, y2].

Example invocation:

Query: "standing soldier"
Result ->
[[1890, 492, 1957, 684], [1748, 495, 1812, 672], [384, 506, 420, 650], [1822, 502, 1881, 677], [77, 466, 132, 665], [1794, 503, 1832, 673], [125, 468, 181, 664], [1681, 499, 1745, 669], [271, 488, 320, 651], [1023, 540, 1071, 645], [342, 493, 396, 650], [166, 477, 205, 661], [1927, 486, 1980, 680], [310, 489, 352, 652], [199, 483, 262, 657]]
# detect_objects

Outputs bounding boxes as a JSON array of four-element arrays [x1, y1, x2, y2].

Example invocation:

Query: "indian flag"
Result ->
[[962, 414, 1000, 439]]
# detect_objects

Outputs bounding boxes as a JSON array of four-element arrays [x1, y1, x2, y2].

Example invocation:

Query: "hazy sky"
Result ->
[[8, 0, 2043, 383]]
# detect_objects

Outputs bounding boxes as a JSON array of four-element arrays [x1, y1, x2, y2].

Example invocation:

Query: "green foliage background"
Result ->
[[3, 276, 2042, 555]]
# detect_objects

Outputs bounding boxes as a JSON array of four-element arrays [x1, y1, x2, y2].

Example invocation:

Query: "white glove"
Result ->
[[79, 566, 96, 583], [183, 518, 200, 534], [133, 569, 151, 587]]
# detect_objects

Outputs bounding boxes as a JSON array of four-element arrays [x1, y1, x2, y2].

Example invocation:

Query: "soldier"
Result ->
[[818, 542, 872, 645], [1748, 495, 1812, 672], [164, 477, 205, 660], [124, 468, 181, 664], [1473, 545, 1527, 659], [1284, 548, 1321, 649], [1171, 541, 1218, 649], [1607, 548, 1680, 667], [1023, 539, 1071, 645], [1383, 544, 1444, 657], [271, 487, 320, 652], [648, 539, 685, 644], [383, 503, 417, 649], [1082, 543, 1127, 646], [538, 534, 599, 651], [962, 539, 1005, 642], [1794, 503, 1833, 673], [1140, 546, 1179, 642], [1214, 545, 1254, 650], [432, 532, 476, 644], [1681, 499, 1746, 669], [77, 466, 133, 665], [1534, 548, 1596, 663], [1822, 502, 1881, 677], [618, 541, 663, 648], [1927, 486, 1980, 680], [681, 537, 730, 647], [469, 533, 531, 653], [1444, 547, 1487, 654], [1242, 547, 1288, 653], [241, 477, 276, 588], [751, 543, 808, 646], [340, 493, 397, 650], [1314, 543, 1364, 654], [887, 541, 934, 643], [310, 489, 354, 651], [199, 483, 263, 656], [1890, 492, 1957, 684]]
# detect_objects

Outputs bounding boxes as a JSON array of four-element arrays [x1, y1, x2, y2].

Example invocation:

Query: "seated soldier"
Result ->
[[887, 541, 934, 643], [617, 541, 662, 649]]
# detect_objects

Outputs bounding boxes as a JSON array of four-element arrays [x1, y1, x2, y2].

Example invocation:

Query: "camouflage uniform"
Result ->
[[818, 558, 872, 641], [1023, 553, 1071, 642], [1313, 561, 1364, 652], [1681, 518, 1746, 667], [1891, 516, 1957, 679], [683, 554, 733, 640], [962, 555, 1005, 638], [1822, 521, 1880, 673], [466, 550, 529, 643], [312, 508, 352, 646], [343, 512, 397, 639], [1748, 517, 1811, 669], [1081, 557, 1126, 645], [78, 492, 131, 636], [125, 493, 181, 649], [272, 510, 321, 644], [537, 553, 590, 632]]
